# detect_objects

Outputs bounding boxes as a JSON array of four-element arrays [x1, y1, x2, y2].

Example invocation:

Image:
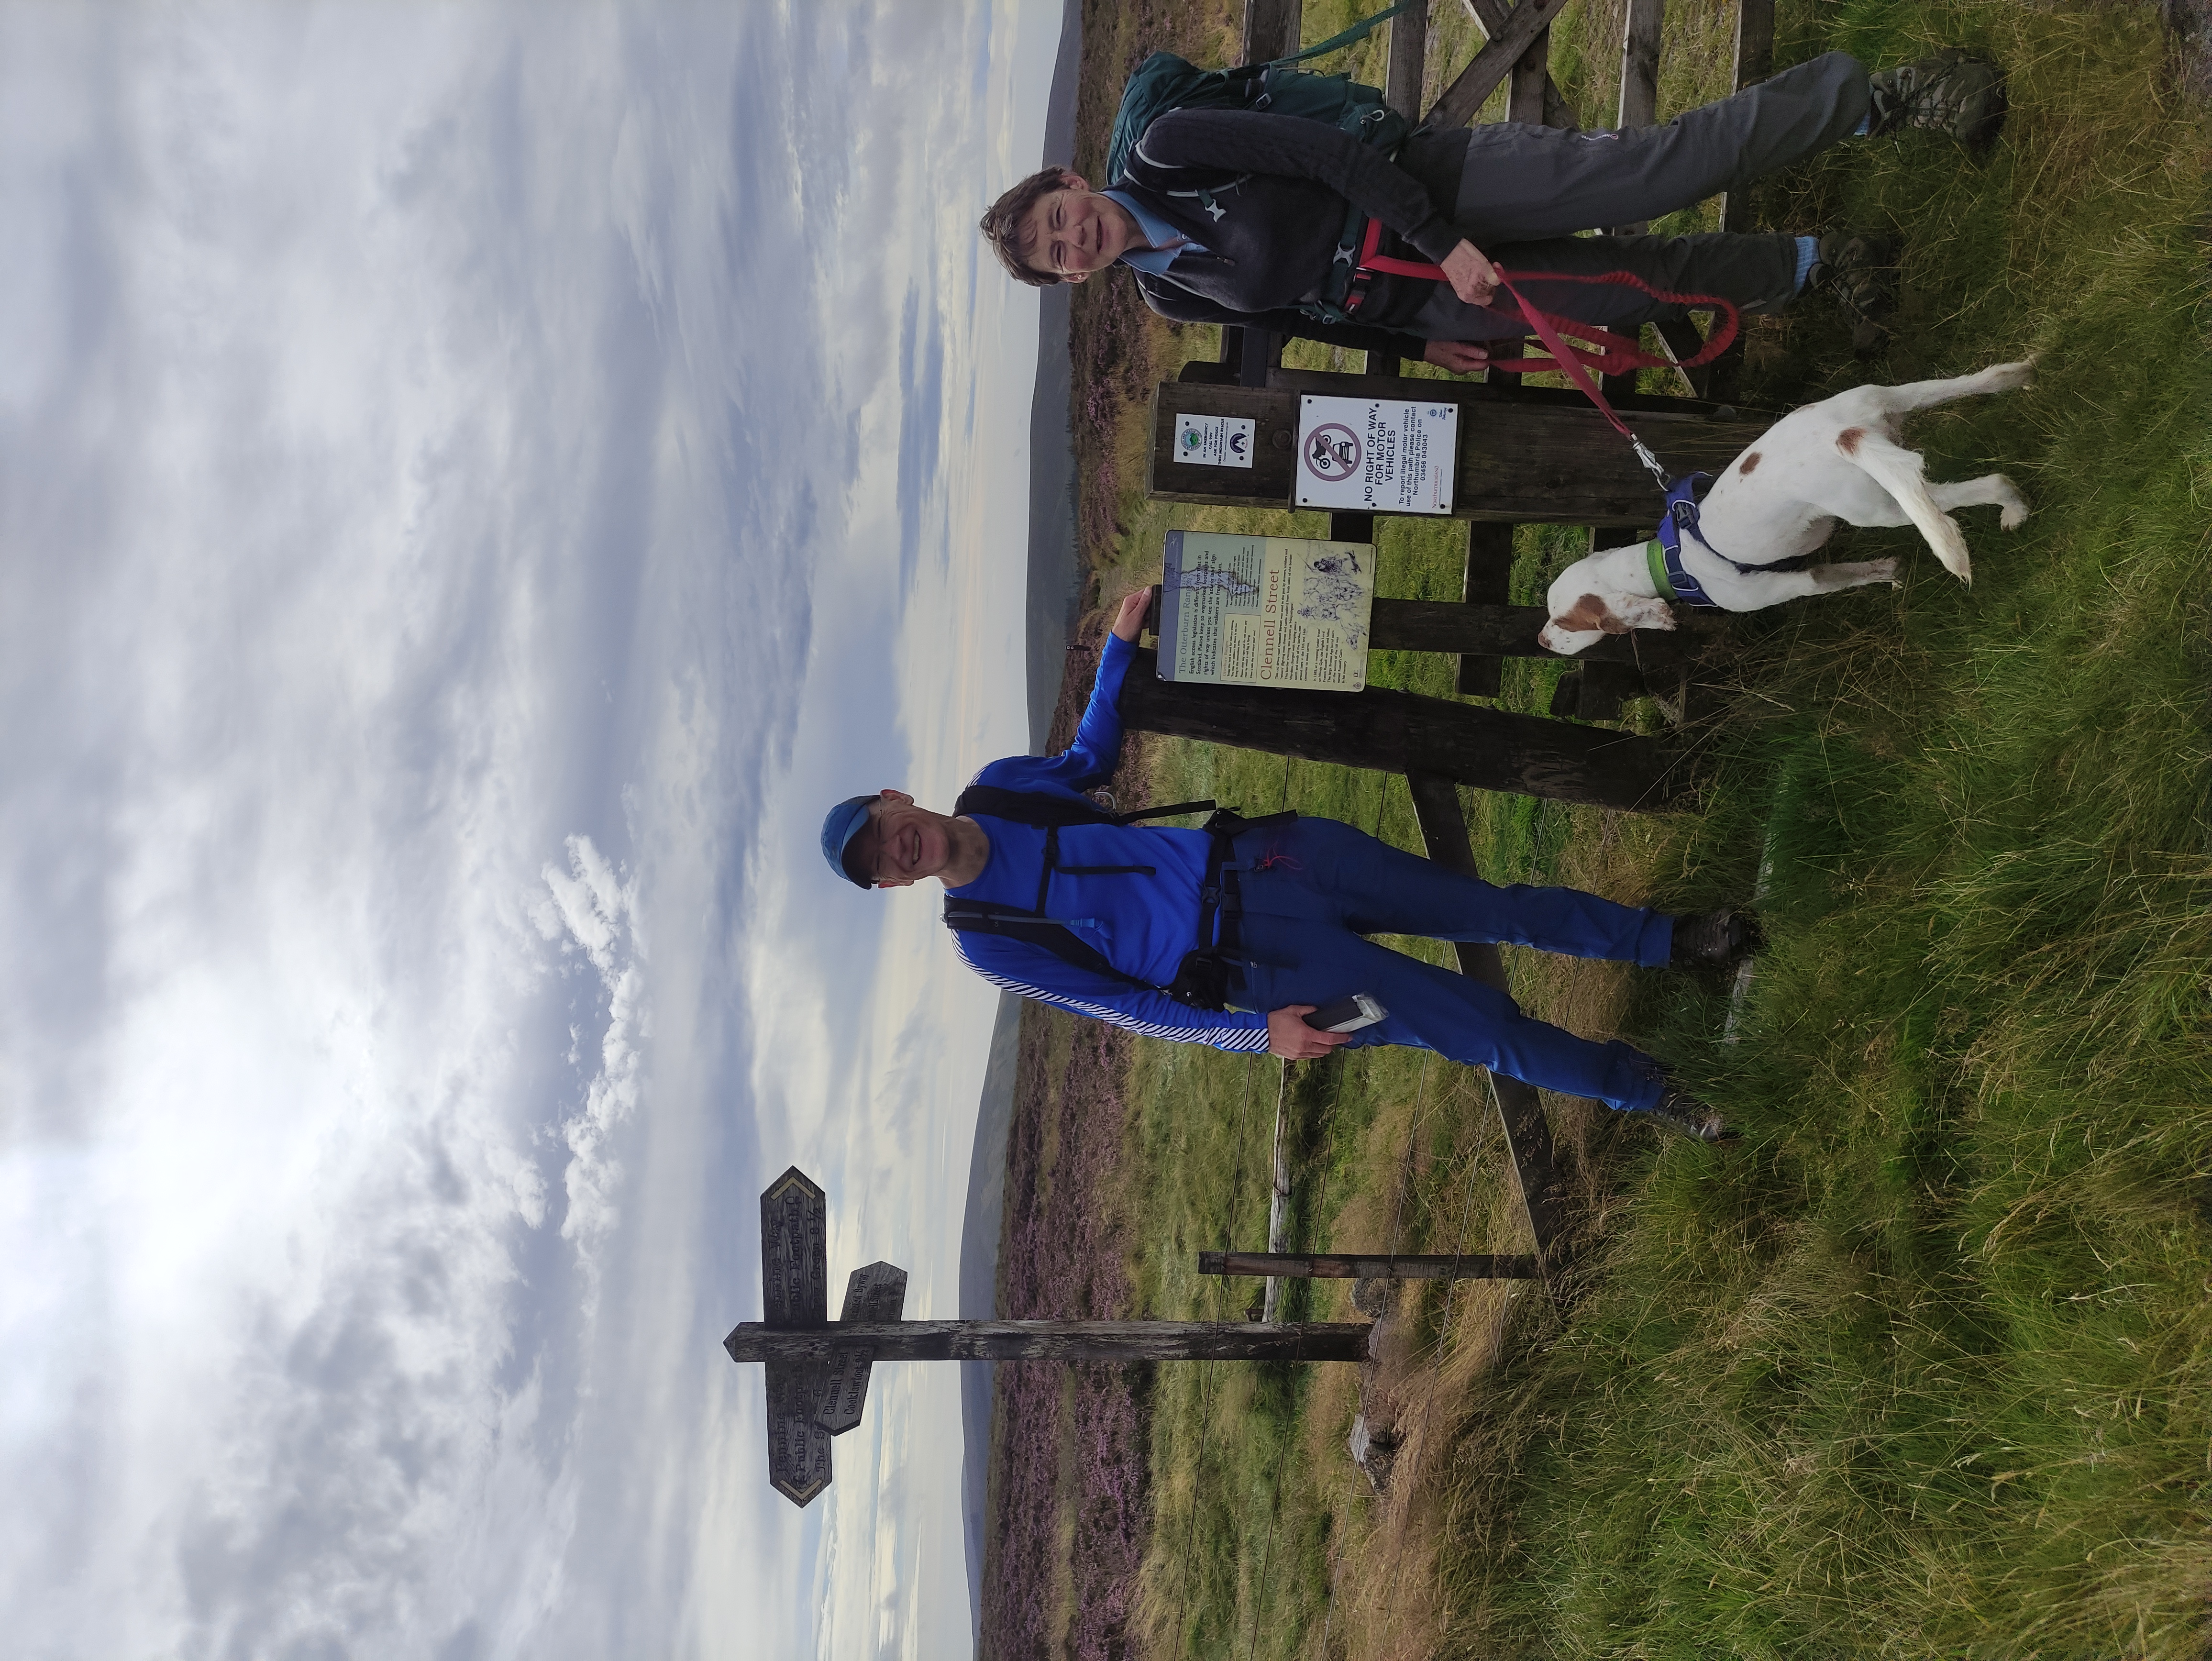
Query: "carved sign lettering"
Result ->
[[816, 1262, 907, 1435], [764, 1360, 833, 1506], [759, 1167, 827, 1329]]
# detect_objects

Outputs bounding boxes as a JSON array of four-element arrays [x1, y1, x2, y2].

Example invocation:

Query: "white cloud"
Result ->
[[535, 835, 646, 1254]]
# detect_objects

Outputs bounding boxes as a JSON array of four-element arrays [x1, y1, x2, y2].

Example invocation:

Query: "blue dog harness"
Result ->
[[1648, 472, 1794, 608]]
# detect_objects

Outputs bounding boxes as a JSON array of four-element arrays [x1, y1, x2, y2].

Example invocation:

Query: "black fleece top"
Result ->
[[1114, 111, 1475, 352]]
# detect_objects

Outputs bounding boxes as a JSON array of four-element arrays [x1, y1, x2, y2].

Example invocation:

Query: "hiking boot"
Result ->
[[1643, 1085, 1735, 1143], [1867, 50, 2008, 148], [1670, 908, 1764, 970], [1808, 233, 1900, 357]]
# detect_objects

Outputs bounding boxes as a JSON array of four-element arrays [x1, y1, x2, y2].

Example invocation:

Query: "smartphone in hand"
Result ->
[[1303, 994, 1386, 1033]]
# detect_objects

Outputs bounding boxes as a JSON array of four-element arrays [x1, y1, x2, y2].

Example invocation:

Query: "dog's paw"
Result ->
[[1987, 359, 2035, 392], [1997, 480, 2031, 531], [1874, 557, 1902, 588]]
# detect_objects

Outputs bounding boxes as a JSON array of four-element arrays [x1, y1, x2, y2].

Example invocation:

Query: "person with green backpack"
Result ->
[[979, 42, 2006, 362]]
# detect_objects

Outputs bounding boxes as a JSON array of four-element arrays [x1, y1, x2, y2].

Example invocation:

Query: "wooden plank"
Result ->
[[1457, 520, 1513, 696], [1242, 0, 1302, 63], [1404, 773, 1570, 1273], [1201, 1250, 1544, 1279], [1460, 0, 1577, 128], [1616, 0, 1664, 133], [1712, 0, 1777, 399], [1506, 27, 1549, 125], [816, 1262, 907, 1435], [1371, 597, 1720, 667], [1721, 0, 1777, 233], [1383, 0, 1428, 118], [1120, 647, 1686, 810], [1655, 316, 1714, 399], [1425, 0, 1575, 129], [1147, 379, 1770, 524], [1266, 364, 1744, 417], [1240, 328, 1279, 388], [1261, 1064, 1293, 1325], [725, 1319, 1374, 1363], [764, 1360, 834, 1506], [759, 1166, 828, 1327]]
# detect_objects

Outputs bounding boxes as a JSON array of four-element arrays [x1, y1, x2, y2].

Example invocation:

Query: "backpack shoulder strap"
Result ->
[[952, 785, 1117, 827], [942, 899, 1160, 995], [953, 786, 1217, 828]]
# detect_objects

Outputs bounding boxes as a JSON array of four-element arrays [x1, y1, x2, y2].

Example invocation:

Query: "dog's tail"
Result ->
[[1836, 426, 1971, 584]]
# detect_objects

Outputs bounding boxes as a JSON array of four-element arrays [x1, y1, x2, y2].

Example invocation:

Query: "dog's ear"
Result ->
[[1554, 593, 1620, 634]]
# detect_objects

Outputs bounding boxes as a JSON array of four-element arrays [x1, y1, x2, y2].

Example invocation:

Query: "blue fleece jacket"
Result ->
[[944, 634, 1272, 1052]]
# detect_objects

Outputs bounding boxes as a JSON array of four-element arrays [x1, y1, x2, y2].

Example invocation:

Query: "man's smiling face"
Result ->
[[849, 790, 966, 887], [1015, 172, 1141, 283]]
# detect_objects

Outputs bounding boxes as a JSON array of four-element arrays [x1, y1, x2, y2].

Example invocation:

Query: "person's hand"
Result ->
[[1422, 339, 1491, 374], [1268, 1006, 1353, 1060], [1440, 240, 1499, 307], [1111, 587, 1153, 641]]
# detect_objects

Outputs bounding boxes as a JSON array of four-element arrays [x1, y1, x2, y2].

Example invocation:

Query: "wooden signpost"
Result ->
[[730, 1167, 1374, 1507]]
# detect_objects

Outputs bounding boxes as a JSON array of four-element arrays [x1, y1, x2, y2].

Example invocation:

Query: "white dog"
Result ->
[[1538, 360, 2034, 655]]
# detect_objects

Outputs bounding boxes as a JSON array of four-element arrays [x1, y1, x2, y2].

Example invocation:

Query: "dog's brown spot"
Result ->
[[1836, 426, 1865, 456], [1553, 593, 1618, 635], [1738, 451, 1761, 476]]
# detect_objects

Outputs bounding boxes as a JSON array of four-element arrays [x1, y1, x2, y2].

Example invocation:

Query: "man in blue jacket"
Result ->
[[820, 592, 1755, 1141]]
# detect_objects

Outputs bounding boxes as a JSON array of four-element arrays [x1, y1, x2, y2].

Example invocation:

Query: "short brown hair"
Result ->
[[980, 166, 1076, 288]]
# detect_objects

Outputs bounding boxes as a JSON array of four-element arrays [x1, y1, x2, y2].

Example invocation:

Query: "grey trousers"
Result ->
[[1400, 49, 1869, 341], [1409, 231, 1800, 341], [1449, 50, 1871, 240]]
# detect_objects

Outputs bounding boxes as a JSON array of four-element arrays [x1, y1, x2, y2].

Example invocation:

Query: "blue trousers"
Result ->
[[1224, 819, 1672, 1113]]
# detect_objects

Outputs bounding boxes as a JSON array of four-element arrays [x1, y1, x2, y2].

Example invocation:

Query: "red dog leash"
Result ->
[[1349, 219, 1736, 492], [1350, 220, 1740, 378]]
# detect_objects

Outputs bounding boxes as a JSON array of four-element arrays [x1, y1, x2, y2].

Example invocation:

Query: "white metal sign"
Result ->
[[1293, 394, 1458, 513], [1172, 412, 1257, 469]]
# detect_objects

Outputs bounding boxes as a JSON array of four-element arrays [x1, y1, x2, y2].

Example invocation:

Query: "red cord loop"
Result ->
[[1349, 219, 1740, 380]]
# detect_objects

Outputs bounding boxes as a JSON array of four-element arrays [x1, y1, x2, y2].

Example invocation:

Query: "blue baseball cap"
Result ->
[[820, 795, 878, 889]]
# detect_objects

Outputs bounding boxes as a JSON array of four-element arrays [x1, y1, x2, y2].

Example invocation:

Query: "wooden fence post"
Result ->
[[1403, 775, 1571, 1274]]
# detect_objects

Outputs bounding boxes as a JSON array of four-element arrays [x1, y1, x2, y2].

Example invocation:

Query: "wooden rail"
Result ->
[[1120, 647, 1685, 810], [725, 1319, 1374, 1363], [1202, 1249, 1544, 1279]]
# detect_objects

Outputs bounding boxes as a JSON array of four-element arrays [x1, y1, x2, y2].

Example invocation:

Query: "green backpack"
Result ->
[[1102, 1, 1419, 323]]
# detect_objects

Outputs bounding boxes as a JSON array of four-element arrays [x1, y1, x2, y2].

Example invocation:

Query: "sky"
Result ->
[[0, 2, 1060, 1657]]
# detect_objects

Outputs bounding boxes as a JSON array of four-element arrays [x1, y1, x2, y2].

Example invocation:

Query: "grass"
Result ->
[[988, 0, 2212, 1656]]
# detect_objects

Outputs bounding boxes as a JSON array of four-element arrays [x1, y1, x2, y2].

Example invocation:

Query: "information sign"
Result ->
[[1157, 530, 1374, 691], [1172, 412, 1257, 468]]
